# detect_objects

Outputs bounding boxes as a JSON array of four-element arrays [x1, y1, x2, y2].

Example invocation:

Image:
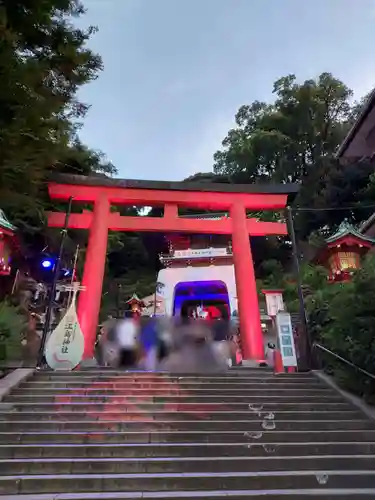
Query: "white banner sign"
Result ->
[[173, 248, 228, 259], [275, 311, 297, 367], [45, 295, 85, 371], [264, 293, 285, 317]]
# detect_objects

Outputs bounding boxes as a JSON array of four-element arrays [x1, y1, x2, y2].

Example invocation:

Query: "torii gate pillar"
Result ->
[[77, 195, 110, 358], [231, 202, 264, 361]]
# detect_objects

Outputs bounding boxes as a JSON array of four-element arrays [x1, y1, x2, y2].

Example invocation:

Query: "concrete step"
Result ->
[[0, 368, 372, 497], [31, 376, 290, 383], [5, 441, 375, 459], [4, 394, 343, 404], [1, 470, 375, 495], [1, 401, 355, 412], [0, 410, 362, 421], [12, 387, 334, 397], [0, 429, 374, 445], [21, 380, 326, 389], [28, 372, 319, 380], [1, 455, 375, 475], [0, 419, 372, 433], [2, 490, 375, 499], [35, 368, 277, 375], [33, 372, 315, 381]]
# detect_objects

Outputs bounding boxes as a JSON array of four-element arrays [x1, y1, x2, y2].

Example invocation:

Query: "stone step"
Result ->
[[35, 368, 276, 375], [30, 377, 320, 386], [27, 370, 320, 383], [5, 441, 375, 459], [0, 410, 362, 422], [1, 455, 375, 475], [2, 489, 375, 500], [1, 470, 375, 495], [0, 429, 374, 445], [21, 380, 326, 389], [12, 387, 333, 397], [4, 393, 342, 404], [1, 401, 355, 412], [0, 419, 371, 433], [33, 372, 314, 381], [0, 369, 372, 498]]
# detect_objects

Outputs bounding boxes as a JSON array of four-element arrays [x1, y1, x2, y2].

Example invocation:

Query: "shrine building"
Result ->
[[157, 213, 235, 319], [0, 210, 16, 278], [313, 220, 375, 282]]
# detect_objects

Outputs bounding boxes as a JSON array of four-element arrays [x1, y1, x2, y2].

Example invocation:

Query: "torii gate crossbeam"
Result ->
[[47, 175, 299, 362]]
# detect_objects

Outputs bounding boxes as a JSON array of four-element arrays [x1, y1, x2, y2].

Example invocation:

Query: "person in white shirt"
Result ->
[[114, 317, 139, 368]]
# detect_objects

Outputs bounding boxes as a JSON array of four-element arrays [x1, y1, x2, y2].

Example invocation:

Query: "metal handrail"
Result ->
[[314, 342, 375, 381]]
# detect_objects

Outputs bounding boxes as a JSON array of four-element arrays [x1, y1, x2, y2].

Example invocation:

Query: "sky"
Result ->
[[77, 0, 375, 181]]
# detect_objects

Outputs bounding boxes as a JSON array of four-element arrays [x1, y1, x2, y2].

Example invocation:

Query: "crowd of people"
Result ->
[[96, 313, 242, 373]]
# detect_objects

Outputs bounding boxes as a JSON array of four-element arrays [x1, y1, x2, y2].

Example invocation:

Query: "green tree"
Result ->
[[214, 73, 353, 183], [55, 140, 117, 177], [312, 256, 375, 402], [213, 73, 372, 237], [294, 157, 375, 239], [0, 301, 27, 361], [0, 0, 123, 281], [0, 0, 105, 233], [283, 259, 375, 402]]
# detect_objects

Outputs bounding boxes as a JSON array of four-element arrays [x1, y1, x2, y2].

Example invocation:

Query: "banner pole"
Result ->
[[36, 197, 73, 368]]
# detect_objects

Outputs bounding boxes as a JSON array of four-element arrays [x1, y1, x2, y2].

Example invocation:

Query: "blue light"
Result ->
[[63, 269, 71, 277], [41, 259, 53, 269]]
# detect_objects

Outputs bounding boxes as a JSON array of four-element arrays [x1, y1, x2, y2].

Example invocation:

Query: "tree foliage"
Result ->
[[0, 0, 164, 312], [0, 0, 112, 238], [0, 301, 28, 361], [213, 72, 375, 238], [305, 257, 375, 402], [214, 73, 353, 182]]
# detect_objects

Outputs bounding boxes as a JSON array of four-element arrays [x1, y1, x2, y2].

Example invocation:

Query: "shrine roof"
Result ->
[[359, 212, 375, 234], [0, 210, 16, 233], [325, 220, 375, 244], [126, 293, 144, 304], [50, 173, 299, 199], [336, 88, 375, 159]]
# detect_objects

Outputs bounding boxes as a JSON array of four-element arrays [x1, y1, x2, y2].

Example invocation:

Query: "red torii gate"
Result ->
[[47, 174, 298, 362]]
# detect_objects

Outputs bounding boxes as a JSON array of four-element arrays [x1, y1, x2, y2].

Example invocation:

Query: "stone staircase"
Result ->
[[0, 367, 375, 498]]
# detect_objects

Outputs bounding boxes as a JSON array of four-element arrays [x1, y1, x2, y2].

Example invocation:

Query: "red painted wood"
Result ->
[[47, 211, 287, 236], [48, 180, 290, 362], [327, 235, 373, 249], [230, 202, 264, 361], [77, 195, 110, 359], [48, 183, 288, 210]]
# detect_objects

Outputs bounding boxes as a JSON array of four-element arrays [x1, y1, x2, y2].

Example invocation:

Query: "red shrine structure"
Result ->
[[47, 174, 298, 361], [125, 293, 145, 317], [314, 220, 375, 282], [0, 210, 16, 277]]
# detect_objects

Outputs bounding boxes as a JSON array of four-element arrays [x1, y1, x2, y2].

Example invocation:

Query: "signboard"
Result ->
[[45, 293, 84, 371], [173, 247, 228, 259], [263, 292, 284, 317], [275, 311, 297, 367]]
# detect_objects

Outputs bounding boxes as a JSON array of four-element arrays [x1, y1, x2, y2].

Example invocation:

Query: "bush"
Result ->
[[306, 256, 375, 403], [0, 302, 27, 362]]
